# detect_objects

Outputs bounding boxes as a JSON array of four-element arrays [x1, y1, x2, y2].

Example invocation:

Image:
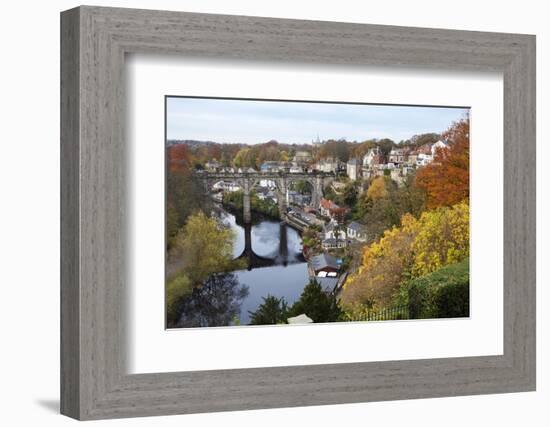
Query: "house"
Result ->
[[212, 180, 241, 192], [411, 142, 445, 166], [255, 186, 270, 200], [347, 221, 367, 242], [362, 147, 387, 178], [260, 161, 283, 173], [388, 148, 407, 165], [321, 238, 347, 250], [289, 164, 304, 174], [318, 157, 339, 173], [293, 150, 313, 164], [310, 252, 340, 275], [309, 253, 341, 291], [346, 158, 361, 181], [324, 221, 346, 240], [322, 222, 347, 248], [431, 140, 450, 156], [205, 159, 221, 172], [319, 198, 347, 223]]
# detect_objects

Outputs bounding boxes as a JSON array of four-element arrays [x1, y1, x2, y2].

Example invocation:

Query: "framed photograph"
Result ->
[[61, 6, 536, 420]]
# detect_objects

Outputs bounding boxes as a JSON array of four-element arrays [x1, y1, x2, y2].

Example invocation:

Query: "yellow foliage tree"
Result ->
[[169, 211, 236, 285], [366, 176, 388, 200], [341, 201, 469, 311], [411, 201, 469, 276]]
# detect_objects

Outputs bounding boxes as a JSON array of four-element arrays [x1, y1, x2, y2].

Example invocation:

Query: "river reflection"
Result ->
[[175, 211, 310, 327], [176, 273, 249, 328], [225, 211, 309, 325]]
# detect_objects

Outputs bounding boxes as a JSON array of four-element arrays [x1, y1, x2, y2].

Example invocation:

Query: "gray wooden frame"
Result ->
[[60, 5, 536, 420]]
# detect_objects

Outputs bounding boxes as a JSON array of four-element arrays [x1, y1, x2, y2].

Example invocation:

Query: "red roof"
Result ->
[[320, 198, 339, 210]]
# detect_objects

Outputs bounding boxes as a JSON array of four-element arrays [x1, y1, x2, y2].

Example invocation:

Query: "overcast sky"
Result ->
[[166, 97, 469, 144]]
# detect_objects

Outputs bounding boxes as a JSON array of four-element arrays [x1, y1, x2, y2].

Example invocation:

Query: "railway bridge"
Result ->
[[197, 171, 332, 224]]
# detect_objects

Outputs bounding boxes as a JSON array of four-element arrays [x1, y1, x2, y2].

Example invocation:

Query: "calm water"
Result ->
[[223, 212, 309, 324]]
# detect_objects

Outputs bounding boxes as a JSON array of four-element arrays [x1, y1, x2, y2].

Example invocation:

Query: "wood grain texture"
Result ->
[[60, 7, 80, 419], [60, 6, 536, 420]]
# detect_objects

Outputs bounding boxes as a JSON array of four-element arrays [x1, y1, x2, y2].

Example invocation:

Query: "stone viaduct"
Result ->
[[198, 171, 332, 223]]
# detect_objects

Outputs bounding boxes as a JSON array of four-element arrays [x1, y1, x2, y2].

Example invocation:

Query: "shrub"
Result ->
[[404, 258, 469, 319]]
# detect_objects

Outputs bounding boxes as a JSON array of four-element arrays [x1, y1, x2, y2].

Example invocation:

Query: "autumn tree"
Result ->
[[415, 119, 470, 208], [166, 144, 211, 245], [354, 175, 425, 242], [168, 143, 194, 174], [341, 201, 469, 312], [366, 176, 388, 200], [341, 213, 418, 310], [169, 211, 237, 285]]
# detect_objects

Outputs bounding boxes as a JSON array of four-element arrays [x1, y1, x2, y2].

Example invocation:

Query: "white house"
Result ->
[[318, 158, 339, 173], [324, 221, 346, 240], [431, 140, 450, 156], [212, 181, 241, 192], [346, 158, 361, 181], [347, 221, 367, 242], [205, 159, 221, 172]]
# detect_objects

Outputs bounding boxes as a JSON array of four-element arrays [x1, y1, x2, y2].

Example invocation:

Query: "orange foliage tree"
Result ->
[[415, 119, 469, 208], [168, 144, 194, 175]]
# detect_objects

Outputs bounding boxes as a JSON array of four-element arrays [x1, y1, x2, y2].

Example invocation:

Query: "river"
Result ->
[[222, 211, 309, 324]]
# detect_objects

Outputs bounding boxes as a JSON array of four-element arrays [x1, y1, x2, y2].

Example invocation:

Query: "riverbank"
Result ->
[[222, 191, 280, 219]]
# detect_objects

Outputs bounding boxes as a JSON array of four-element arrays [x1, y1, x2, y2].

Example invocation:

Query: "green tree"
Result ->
[[342, 181, 358, 207], [166, 274, 193, 326], [248, 295, 289, 325], [288, 280, 342, 323], [399, 258, 469, 319], [169, 211, 236, 285]]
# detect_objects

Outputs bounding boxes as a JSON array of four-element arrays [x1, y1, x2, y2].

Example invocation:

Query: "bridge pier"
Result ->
[[311, 175, 323, 209], [279, 222, 288, 265], [277, 177, 287, 220], [242, 178, 251, 224]]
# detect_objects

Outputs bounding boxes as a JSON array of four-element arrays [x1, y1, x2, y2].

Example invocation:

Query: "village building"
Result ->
[[319, 198, 347, 223], [205, 159, 221, 172], [287, 190, 311, 206], [260, 161, 284, 173], [317, 157, 340, 174], [309, 252, 340, 275], [388, 148, 408, 166], [322, 222, 347, 249], [289, 164, 304, 174], [362, 147, 386, 177], [219, 166, 235, 173], [431, 140, 450, 155], [212, 180, 241, 192], [346, 158, 361, 181], [347, 221, 367, 242], [309, 252, 341, 292]]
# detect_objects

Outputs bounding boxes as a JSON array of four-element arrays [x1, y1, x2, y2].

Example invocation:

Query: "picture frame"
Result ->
[[60, 5, 536, 420]]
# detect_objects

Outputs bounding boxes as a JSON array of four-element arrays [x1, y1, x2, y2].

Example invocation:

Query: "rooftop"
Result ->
[[348, 221, 366, 232], [310, 252, 340, 271]]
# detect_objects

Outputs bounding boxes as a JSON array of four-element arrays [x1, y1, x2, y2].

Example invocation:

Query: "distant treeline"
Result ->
[[166, 133, 441, 170]]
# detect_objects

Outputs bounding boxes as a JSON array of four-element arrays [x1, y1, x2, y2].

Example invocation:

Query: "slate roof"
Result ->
[[347, 221, 366, 232], [310, 253, 340, 271], [315, 277, 339, 292]]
